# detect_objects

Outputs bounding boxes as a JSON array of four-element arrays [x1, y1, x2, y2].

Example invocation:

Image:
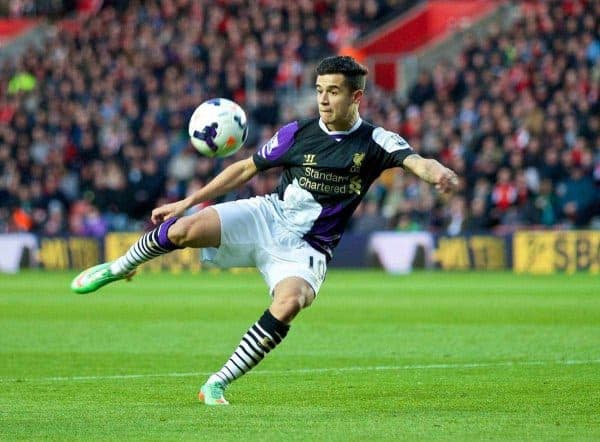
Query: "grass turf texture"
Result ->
[[0, 270, 598, 440]]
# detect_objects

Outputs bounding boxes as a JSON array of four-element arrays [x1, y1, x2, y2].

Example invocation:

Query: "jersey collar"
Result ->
[[318, 116, 363, 136]]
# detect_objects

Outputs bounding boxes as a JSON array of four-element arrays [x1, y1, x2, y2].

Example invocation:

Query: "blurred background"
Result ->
[[0, 0, 599, 273]]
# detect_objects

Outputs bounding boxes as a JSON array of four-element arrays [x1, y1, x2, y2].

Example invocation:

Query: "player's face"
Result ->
[[316, 74, 363, 131]]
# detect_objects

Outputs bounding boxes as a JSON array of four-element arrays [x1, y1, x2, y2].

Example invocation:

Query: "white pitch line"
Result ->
[[2, 359, 600, 384]]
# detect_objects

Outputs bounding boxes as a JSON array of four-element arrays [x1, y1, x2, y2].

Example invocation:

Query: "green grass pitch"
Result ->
[[1, 269, 599, 440]]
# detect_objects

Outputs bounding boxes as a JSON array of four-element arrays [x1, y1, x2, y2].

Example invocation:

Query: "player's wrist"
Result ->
[[182, 195, 198, 209], [431, 161, 449, 184]]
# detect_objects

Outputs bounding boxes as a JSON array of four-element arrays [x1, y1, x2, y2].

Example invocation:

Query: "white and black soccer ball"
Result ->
[[188, 98, 248, 158]]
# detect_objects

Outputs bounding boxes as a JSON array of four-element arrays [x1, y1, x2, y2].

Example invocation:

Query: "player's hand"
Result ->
[[151, 200, 188, 225], [435, 168, 459, 194]]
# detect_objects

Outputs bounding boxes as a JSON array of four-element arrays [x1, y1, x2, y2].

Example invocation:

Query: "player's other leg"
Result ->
[[199, 277, 315, 405], [70, 208, 221, 294]]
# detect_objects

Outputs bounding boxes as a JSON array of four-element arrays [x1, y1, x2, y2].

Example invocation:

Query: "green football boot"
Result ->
[[70, 262, 135, 294], [198, 381, 229, 406]]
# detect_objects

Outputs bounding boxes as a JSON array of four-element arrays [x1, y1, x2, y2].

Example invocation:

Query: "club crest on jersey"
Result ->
[[351, 152, 365, 173], [352, 152, 365, 167], [303, 154, 317, 166]]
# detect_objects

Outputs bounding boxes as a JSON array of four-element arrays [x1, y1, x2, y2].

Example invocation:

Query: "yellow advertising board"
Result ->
[[435, 235, 507, 270], [514, 231, 600, 274], [104, 233, 201, 273], [39, 237, 100, 270]]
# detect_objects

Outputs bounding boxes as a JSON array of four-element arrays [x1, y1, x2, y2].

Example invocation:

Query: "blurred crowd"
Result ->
[[0, 0, 399, 236], [0, 0, 599, 238], [353, 0, 600, 235], [1, 0, 74, 17]]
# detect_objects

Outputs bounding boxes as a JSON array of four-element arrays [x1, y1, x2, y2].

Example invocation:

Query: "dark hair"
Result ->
[[315, 56, 368, 91]]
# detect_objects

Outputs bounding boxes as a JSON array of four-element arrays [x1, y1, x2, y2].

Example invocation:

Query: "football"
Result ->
[[188, 98, 249, 158]]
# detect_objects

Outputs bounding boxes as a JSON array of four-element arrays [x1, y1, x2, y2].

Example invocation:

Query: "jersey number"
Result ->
[[309, 256, 326, 282]]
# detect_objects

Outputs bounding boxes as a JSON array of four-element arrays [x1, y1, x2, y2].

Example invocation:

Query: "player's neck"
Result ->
[[325, 113, 360, 132]]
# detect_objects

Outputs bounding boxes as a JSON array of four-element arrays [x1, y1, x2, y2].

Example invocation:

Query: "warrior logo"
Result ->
[[303, 154, 317, 166]]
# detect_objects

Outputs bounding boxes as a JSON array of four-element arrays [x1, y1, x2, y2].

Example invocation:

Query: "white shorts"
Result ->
[[201, 196, 327, 295]]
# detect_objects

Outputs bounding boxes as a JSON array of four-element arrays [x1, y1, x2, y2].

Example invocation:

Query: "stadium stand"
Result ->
[[0, 0, 599, 238]]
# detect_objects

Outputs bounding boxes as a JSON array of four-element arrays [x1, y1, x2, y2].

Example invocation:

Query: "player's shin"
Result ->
[[110, 217, 182, 275], [207, 309, 290, 386]]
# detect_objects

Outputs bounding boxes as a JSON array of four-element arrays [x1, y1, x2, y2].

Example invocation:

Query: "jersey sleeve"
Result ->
[[371, 126, 415, 169], [252, 121, 299, 171]]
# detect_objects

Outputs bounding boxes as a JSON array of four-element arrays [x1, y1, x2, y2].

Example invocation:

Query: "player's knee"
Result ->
[[275, 288, 314, 312], [300, 290, 315, 309], [166, 209, 220, 248], [271, 278, 315, 322], [166, 216, 193, 247], [269, 293, 308, 324], [293, 283, 316, 309]]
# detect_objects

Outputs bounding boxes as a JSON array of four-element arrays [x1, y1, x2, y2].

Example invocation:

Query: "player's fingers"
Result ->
[[442, 171, 458, 192], [151, 209, 164, 225], [437, 176, 455, 194]]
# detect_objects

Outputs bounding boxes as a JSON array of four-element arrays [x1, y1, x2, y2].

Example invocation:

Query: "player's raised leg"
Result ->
[[199, 277, 315, 405], [70, 208, 221, 294]]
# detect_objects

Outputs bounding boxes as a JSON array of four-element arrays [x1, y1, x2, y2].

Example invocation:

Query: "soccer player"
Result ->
[[71, 56, 459, 405]]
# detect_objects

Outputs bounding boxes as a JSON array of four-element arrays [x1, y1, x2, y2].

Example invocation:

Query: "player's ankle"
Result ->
[[109, 262, 129, 276], [207, 374, 227, 386]]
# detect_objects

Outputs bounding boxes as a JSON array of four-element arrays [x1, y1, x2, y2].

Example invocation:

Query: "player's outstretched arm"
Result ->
[[151, 156, 259, 224], [402, 153, 459, 194]]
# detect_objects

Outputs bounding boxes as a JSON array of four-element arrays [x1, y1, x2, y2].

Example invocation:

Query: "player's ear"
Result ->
[[352, 89, 364, 104]]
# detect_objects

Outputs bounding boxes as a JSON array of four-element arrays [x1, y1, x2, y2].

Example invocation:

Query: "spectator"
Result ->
[[0, 0, 598, 236], [352, 199, 388, 233], [534, 178, 559, 226], [556, 166, 596, 226], [464, 197, 493, 233], [445, 196, 467, 236], [491, 168, 517, 213]]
